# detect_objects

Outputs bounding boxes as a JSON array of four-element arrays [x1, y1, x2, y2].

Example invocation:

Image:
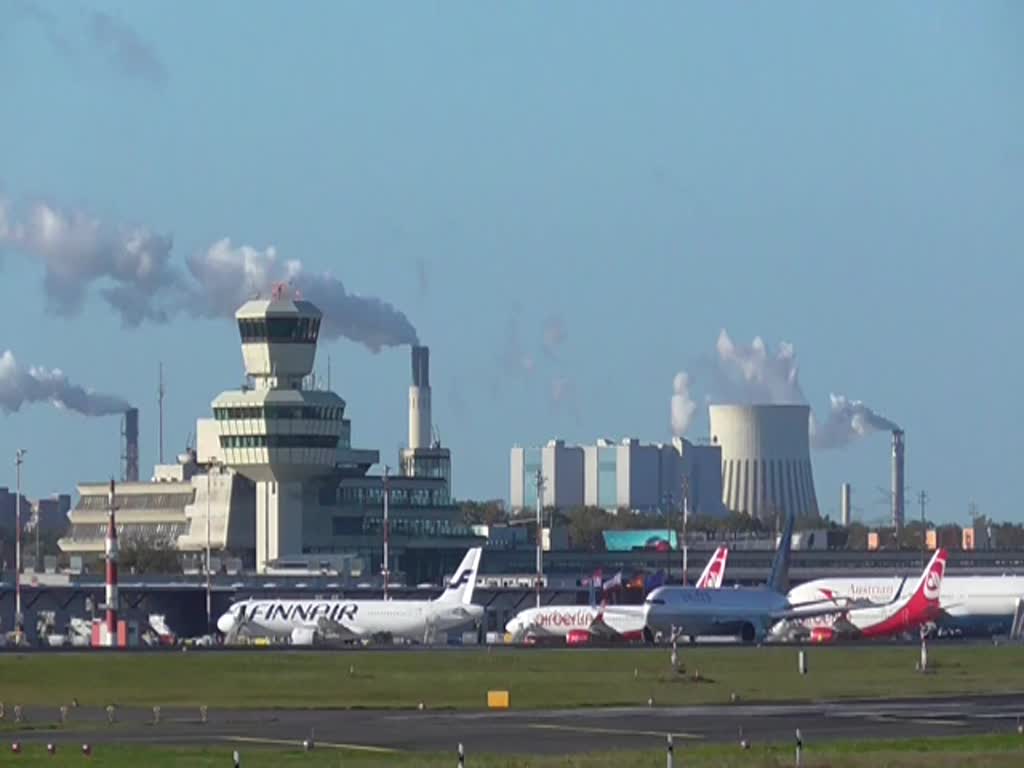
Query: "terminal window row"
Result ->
[[238, 316, 321, 344], [67, 522, 189, 540], [219, 434, 339, 449], [327, 485, 447, 507], [214, 405, 343, 421], [76, 493, 194, 510]]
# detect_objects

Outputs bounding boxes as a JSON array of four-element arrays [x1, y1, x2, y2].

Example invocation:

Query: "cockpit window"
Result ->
[[646, 598, 666, 605]]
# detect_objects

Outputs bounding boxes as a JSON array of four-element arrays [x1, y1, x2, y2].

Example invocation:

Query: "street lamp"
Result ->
[[382, 465, 390, 600], [14, 449, 26, 641], [205, 459, 218, 634]]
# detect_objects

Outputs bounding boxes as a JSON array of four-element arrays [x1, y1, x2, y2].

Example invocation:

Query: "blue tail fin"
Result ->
[[768, 512, 795, 594]]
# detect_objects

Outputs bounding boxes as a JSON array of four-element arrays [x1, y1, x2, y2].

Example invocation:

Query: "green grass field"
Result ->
[[3, 734, 1024, 767], [1, 645, 1023, 710]]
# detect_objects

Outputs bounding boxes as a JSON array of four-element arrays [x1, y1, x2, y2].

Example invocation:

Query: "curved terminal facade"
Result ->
[[710, 404, 819, 522]]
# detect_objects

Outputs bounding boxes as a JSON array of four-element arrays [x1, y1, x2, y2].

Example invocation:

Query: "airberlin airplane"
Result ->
[[771, 548, 949, 643], [504, 546, 729, 645]]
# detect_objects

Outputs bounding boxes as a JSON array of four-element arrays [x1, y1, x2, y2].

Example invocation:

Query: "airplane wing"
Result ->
[[587, 611, 625, 640], [769, 596, 876, 623]]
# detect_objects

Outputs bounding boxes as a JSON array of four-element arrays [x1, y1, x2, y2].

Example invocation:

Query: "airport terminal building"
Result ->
[[60, 289, 480, 580]]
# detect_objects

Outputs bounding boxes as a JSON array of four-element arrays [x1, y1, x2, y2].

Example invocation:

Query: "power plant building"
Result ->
[[510, 437, 724, 517], [60, 288, 479, 580], [710, 404, 819, 522], [510, 440, 584, 510]]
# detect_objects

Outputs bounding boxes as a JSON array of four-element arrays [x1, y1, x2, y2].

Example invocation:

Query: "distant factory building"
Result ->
[[509, 437, 725, 517], [60, 288, 480, 580], [510, 440, 584, 510]]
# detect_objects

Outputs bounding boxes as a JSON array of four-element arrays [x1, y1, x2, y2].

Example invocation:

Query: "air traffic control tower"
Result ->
[[212, 285, 349, 572]]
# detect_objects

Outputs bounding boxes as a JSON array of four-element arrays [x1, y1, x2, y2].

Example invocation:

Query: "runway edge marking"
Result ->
[[528, 723, 704, 740], [222, 735, 399, 753]]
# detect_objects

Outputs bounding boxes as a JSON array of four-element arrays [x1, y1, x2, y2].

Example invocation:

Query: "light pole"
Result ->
[[534, 468, 544, 610], [680, 475, 689, 586], [382, 465, 390, 600], [205, 459, 218, 635], [14, 449, 26, 640]]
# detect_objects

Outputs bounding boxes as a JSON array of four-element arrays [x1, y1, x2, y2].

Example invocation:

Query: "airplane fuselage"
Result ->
[[787, 576, 1024, 636], [222, 598, 481, 642], [644, 586, 790, 642]]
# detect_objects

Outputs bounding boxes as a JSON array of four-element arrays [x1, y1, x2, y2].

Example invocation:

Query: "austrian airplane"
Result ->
[[784, 568, 1024, 639], [504, 545, 729, 645], [643, 513, 873, 644], [216, 547, 484, 645], [771, 548, 949, 643]]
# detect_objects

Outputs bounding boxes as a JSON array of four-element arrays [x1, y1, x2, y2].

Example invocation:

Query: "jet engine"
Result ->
[[810, 626, 836, 644], [566, 629, 593, 646]]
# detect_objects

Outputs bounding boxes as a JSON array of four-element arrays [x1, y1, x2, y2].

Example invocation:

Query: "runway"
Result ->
[[6, 694, 1024, 754]]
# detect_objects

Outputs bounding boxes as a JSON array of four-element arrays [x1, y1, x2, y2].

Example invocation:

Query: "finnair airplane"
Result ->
[[785, 570, 1024, 638], [770, 549, 948, 643], [216, 548, 484, 645], [644, 513, 872, 644], [504, 546, 730, 645]]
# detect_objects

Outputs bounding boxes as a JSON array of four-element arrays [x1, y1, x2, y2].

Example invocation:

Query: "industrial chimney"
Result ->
[[891, 430, 905, 533], [840, 482, 851, 527], [122, 408, 139, 482], [408, 346, 431, 450]]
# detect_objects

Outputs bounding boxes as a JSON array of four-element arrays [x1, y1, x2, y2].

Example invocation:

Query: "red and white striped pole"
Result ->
[[105, 478, 119, 647]]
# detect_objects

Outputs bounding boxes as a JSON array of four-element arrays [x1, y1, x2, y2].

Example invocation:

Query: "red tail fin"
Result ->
[[905, 548, 947, 616], [697, 546, 729, 589]]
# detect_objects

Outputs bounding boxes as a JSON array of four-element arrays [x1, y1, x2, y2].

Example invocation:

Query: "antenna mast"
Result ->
[[158, 363, 165, 465]]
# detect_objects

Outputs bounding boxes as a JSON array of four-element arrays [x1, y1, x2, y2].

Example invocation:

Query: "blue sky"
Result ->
[[1, 1, 1021, 524]]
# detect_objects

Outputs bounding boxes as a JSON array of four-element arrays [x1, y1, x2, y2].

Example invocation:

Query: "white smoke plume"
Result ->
[[0, 198, 181, 324], [672, 330, 898, 449], [712, 329, 805, 404], [670, 371, 697, 436], [811, 393, 901, 450], [6, 2, 167, 86], [0, 350, 130, 416], [90, 11, 168, 87], [542, 314, 567, 358], [0, 199, 420, 351]]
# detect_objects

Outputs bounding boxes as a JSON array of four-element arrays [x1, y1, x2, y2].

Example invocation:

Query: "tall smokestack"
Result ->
[[408, 345, 431, 450], [840, 482, 851, 527], [122, 408, 139, 482], [892, 430, 905, 534]]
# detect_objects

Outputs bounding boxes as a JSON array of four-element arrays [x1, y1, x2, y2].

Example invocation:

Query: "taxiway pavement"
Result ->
[[6, 694, 1023, 755]]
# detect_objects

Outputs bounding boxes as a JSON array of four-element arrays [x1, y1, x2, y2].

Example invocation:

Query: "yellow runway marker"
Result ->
[[223, 735, 399, 753], [529, 723, 704, 740]]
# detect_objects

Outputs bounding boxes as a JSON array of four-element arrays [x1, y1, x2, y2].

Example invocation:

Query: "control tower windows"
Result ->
[[219, 434, 340, 449], [214, 405, 344, 421], [237, 316, 321, 344]]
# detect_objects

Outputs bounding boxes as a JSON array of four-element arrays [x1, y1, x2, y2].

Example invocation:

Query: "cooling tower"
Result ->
[[710, 404, 819, 522]]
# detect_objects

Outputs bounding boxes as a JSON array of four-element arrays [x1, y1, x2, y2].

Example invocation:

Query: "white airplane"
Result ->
[[785, 569, 1024, 639], [505, 546, 730, 645], [770, 548, 949, 643], [216, 548, 484, 645], [644, 513, 872, 644]]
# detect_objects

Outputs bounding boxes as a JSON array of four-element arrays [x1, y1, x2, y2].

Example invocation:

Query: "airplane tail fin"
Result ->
[[768, 512, 796, 594], [436, 547, 483, 605], [903, 548, 947, 614], [696, 546, 729, 589]]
